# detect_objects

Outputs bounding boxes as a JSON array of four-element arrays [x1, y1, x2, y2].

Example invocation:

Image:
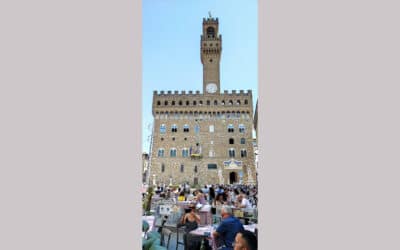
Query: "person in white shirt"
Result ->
[[235, 194, 252, 209]]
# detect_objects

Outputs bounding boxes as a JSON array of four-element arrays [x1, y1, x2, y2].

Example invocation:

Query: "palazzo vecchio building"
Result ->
[[149, 15, 256, 186]]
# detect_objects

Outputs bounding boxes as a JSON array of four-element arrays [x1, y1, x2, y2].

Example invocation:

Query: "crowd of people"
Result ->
[[149, 183, 258, 209], [143, 182, 258, 250]]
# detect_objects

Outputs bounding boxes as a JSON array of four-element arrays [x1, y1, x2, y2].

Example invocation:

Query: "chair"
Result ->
[[175, 225, 186, 250], [161, 228, 173, 249]]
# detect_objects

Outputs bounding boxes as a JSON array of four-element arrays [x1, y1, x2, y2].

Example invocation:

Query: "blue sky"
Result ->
[[142, 0, 258, 152]]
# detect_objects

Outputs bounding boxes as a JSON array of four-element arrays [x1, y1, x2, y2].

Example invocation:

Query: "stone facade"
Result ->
[[148, 16, 256, 186]]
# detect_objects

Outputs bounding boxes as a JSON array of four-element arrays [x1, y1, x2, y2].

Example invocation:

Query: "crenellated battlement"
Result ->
[[153, 89, 252, 97]]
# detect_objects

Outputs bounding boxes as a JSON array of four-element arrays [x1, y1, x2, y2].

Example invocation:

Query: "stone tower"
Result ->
[[201, 16, 222, 95], [148, 15, 256, 187]]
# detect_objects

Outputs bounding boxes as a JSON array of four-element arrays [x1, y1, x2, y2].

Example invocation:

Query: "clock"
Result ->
[[206, 83, 218, 93]]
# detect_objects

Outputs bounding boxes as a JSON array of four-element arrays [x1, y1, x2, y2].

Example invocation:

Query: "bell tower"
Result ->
[[201, 13, 222, 94]]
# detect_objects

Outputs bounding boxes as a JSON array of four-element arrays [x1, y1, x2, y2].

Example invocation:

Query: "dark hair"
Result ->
[[238, 230, 257, 250]]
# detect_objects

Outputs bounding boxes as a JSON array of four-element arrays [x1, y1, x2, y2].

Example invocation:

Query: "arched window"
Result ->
[[236, 100, 241, 105], [229, 138, 234, 144], [240, 138, 246, 144], [207, 100, 210, 105], [172, 101, 175, 106], [228, 148, 235, 158], [228, 124, 234, 133], [186, 100, 190, 105], [193, 100, 197, 105], [170, 148, 177, 157], [157, 101, 161, 106], [160, 124, 166, 134], [214, 100, 218, 105], [199, 100, 203, 105], [228, 100, 233, 105], [221, 100, 225, 105], [157, 148, 165, 157], [182, 148, 189, 157], [241, 149, 247, 158], [207, 27, 215, 38], [164, 100, 168, 106], [171, 124, 178, 133], [161, 163, 165, 172], [179, 100, 182, 105], [183, 124, 189, 132], [239, 124, 245, 133], [244, 99, 248, 105]]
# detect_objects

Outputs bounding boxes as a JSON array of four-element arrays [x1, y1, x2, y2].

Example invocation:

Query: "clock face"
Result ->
[[206, 83, 218, 93]]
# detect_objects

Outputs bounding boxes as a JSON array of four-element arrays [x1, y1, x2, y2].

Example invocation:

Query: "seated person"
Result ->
[[214, 193, 227, 206], [212, 206, 244, 250], [233, 230, 257, 250], [178, 191, 186, 201], [180, 204, 201, 249], [235, 194, 252, 210]]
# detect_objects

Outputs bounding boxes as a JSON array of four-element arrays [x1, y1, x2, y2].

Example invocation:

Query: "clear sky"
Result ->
[[142, 0, 258, 152]]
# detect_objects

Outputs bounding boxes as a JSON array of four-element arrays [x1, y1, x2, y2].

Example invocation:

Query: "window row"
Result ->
[[156, 99, 249, 106], [157, 148, 248, 158], [155, 112, 251, 119], [160, 124, 246, 133], [160, 164, 198, 173]]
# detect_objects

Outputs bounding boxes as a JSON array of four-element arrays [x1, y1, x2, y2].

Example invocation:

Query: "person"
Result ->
[[212, 205, 244, 250], [178, 191, 186, 201], [214, 193, 226, 206], [209, 185, 216, 204], [233, 230, 257, 250], [235, 194, 252, 209], [180, 204, 201, 250], [196, 189, 207, 205]]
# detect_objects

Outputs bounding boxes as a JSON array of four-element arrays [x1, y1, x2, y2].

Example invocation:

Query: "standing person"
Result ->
[[209, 185, 215, 204], [212, 206, 244, 250], [233, 230, 258, 250]]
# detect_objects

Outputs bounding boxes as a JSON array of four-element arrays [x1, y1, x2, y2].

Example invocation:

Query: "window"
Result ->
[[160, 124, 166, 134], [214, 100, 218, 105], [209, 125, 214, 133], [194, 125, 200, 134], [244, 99, 248, 105], [228, 148, 235, 158], [209, 150, 215, 157], [207, 27, 215, 38], [186, 100, 190, 105], [199, 100, 203, 105], [194, 165, 198, 173], [172, 101, 175, 106], [182, 148, 189, 157], [183, 124, 189, 132], [157, 101, 161, 106], [207, 100, 210, 105], [221, 100, 225, 105], [208, 163, 217, 169], [241, 149, 247, 158], [171, 124, 177, 133], [239, 124, 245, 133], [228, 124, 234, 133], [170, 148, 177, 157], [180, 164, 184, 173], [229, 138, 234, 144], [228, 100, 233, 105], [179, 100, 182, 105], [161, 163, 165, 172], [240, 138, 246, 144], [237, 100, 241, 105], [193, 100, 197, 105], [164, 100, 168, 105], [158, 148, 165, 157]]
